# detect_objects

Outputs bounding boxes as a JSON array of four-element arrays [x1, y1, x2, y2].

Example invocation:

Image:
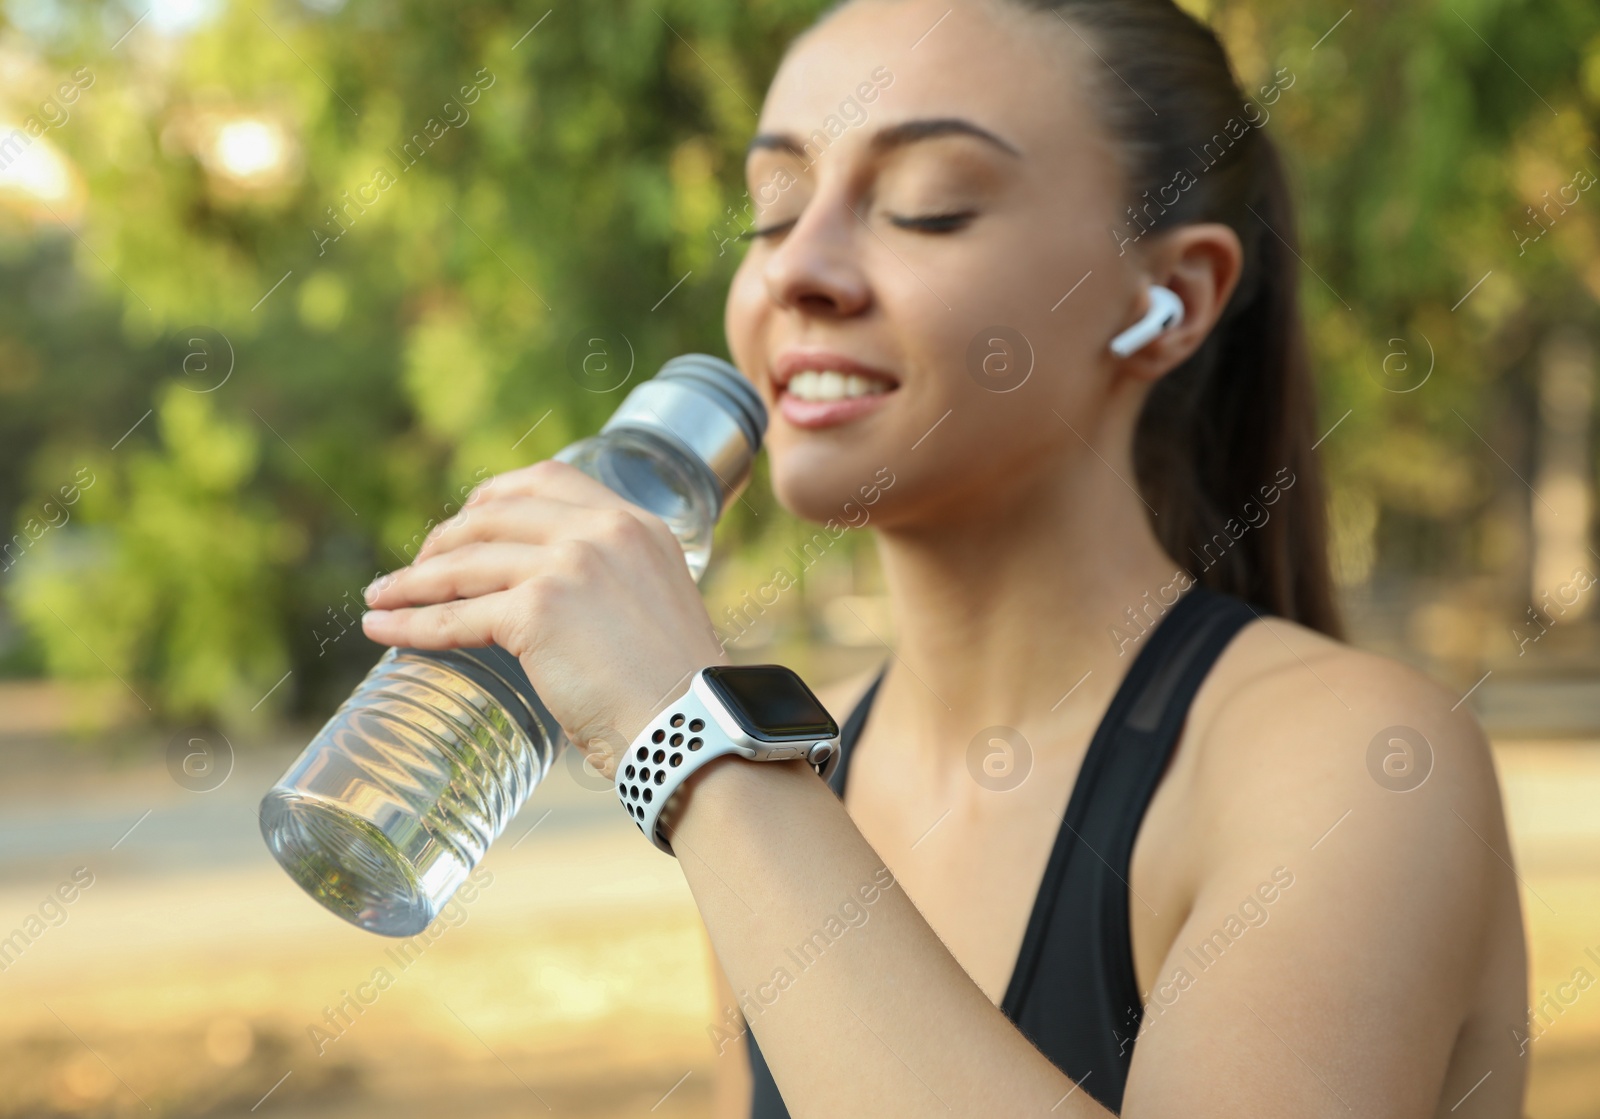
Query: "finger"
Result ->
[[416, 495, 599, 561], [365, 542, 541, 609], [464, 459, 640, 511], [421, 491, 677, 564], [459, 462, 684, 553], [360, 591, 511, 651]]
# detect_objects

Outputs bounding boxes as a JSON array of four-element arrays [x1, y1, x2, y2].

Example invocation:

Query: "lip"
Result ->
[[778, 390, 893, 429], [770, 349, 900, 431]]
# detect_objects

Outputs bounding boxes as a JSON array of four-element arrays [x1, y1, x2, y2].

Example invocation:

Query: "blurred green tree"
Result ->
[[0, 0, 1596, 726]]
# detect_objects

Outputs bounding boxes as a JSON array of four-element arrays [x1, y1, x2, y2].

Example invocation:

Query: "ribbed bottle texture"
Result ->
[[259, 646, 554, 936]]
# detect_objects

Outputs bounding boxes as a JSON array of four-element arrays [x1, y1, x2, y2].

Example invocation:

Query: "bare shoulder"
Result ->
[[1194, 614, 1504, 823], [1182, 611, 1514, 974]]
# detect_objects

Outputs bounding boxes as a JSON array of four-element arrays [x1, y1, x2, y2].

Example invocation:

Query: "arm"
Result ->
[[667, 755, 1108, 1118], [1119, 635, 1523, 1117], [356, 464, 1083, 1113]]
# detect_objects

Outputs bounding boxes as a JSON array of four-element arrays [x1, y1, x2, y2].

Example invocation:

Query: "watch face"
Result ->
[[702, 665, 838, 742]]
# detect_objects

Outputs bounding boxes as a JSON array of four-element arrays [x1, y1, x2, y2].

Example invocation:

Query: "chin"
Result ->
[[768, 445, 900, 529]]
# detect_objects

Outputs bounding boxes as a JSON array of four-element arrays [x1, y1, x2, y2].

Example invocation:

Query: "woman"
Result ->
[[360, 0, 1529, 1114]]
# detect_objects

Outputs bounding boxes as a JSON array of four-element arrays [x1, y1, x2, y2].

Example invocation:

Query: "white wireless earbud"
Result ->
[[1108, 284, 1184, 358]]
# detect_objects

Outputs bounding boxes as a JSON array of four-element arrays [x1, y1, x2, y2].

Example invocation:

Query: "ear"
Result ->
[[1115, 223, 1244, 382]]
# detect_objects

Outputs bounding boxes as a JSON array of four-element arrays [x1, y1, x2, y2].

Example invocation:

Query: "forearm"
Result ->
[[664, 755, 1111, 1119]]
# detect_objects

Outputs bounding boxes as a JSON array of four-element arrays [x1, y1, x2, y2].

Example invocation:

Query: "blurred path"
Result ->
[[0, 732, 1595, 1117]]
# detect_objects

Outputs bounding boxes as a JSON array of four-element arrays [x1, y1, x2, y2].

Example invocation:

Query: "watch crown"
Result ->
[[807, 741, 835, 767]]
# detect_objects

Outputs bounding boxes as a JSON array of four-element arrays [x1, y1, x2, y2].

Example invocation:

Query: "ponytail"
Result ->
[[1018, 0, 1344, 637]]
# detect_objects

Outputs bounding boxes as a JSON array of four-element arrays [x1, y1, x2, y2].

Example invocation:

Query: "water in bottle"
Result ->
[[259, 354, 765, 935]]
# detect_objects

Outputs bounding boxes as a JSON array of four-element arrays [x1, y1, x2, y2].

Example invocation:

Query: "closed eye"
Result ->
[[888, 210, 975, 233], [736, 218, 797, 243], [735, 209, 977, 243]]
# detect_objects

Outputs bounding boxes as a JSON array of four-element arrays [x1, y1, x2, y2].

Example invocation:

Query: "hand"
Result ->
[[360, 460, 729, 778]]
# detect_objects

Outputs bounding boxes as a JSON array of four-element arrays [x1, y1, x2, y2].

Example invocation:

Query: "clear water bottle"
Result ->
[[260, 354, 764, 936]]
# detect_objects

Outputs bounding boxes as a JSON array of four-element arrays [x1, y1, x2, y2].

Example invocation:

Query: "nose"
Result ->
[[760, 189, 872, 319]]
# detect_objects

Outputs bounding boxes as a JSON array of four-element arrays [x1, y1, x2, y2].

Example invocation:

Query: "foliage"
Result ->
[[0, 0, 1596, 726]]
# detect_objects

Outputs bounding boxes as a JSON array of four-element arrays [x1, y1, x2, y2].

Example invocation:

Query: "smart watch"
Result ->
[[615, 664, 841, 855]]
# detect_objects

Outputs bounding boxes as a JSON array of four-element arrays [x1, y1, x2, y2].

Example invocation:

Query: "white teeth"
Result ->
[[785, 370, 893, 402]]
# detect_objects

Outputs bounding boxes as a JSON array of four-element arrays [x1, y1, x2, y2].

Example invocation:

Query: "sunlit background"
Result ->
[[1, 0, 1598, 1115]]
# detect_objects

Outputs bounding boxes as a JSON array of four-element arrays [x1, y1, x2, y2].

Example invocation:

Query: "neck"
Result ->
[[870, 444, 1191, 756]]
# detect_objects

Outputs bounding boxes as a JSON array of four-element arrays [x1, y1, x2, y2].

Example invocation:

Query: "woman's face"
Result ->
[[725, 0, 1142, 531]]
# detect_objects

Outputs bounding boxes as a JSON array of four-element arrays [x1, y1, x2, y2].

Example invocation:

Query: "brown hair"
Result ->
[[1012, 0, 1343, 637]]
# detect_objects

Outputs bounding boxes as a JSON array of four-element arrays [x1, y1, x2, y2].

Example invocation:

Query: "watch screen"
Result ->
[[703, 665, 838, 741]]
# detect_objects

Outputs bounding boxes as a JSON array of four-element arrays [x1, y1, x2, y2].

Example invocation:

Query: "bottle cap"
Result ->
[[600, 354, 766, 511], [655, 354, 766, 451]]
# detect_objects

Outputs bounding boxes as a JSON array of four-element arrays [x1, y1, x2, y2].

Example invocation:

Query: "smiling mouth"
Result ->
[[782, 369, 897, 402]]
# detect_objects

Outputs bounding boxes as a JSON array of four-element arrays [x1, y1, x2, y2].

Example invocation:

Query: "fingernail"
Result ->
[[362, 583, 379, 605], [362, 610, 389, 624]]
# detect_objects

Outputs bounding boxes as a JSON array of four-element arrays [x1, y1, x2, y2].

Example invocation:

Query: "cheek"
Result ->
[[723, 260, 767, 382], [910, 219, 1103, 404]]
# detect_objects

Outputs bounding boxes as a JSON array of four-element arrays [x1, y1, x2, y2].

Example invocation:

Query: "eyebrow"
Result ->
[[745, 116, 1023, 163]]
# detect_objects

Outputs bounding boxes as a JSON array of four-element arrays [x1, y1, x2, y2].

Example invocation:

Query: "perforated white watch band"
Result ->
[[615, 682, 739, 855], [615, 670, 839, 855]]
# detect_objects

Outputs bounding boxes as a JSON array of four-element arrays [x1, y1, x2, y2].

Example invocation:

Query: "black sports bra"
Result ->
[[744, 585, 1261, 1115]]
